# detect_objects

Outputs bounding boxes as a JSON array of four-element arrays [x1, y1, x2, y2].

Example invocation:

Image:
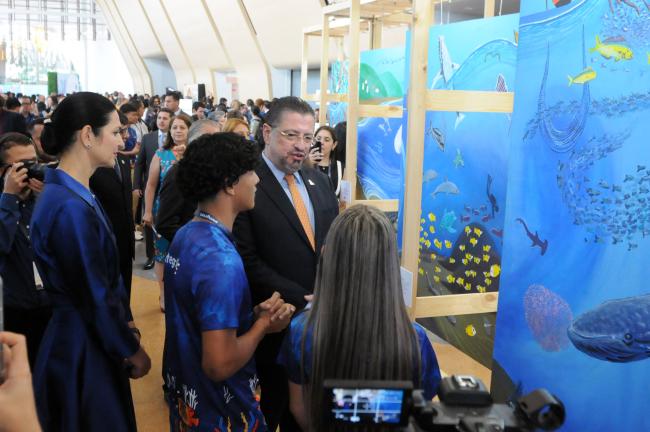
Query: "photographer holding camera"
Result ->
[[0, 132, 51, 369]]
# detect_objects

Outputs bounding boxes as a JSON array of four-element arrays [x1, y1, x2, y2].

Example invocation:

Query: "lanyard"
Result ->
[[196, 211, 234, 242]]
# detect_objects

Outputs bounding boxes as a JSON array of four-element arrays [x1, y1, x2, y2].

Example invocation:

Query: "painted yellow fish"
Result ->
[[589, 35, 633, 61], [490, 264, 501, 278], [568, 67, 596, 86], [465, 324, 477, 337], [468, 270, 477, 278], [419, 237, 425, 244], [434, 266, 441, 273], [444, 240, 452, 249], [473, 227, 483, 237], [462, 258, 469, 265], [449, 257, 456, 264], [418, 268, 424, 275], [477, 285, 486, 293], [485, 278, 492, 286], [483, 245, 491, 252], [430, 253, 437, 260], [457, 277, 465, 286], [429, 225, 435, 234], [464, 226, 471, 235], [459, 244, 466, 251], [465, 270, 471, 277], [464, 282, 472, 291], [428, 213, 436, 222], [425, 240, 432, 248], [474, 257, 481, 264], [434, 275, 440, 283], [433, 239, 441, 249], [465, 253, 472, 260], [420, 218, 425, 224], [469, 237, 478, 247], [483, 254, 490, 262], [423, 232, 429, 238], [446, 274, 455, 283]]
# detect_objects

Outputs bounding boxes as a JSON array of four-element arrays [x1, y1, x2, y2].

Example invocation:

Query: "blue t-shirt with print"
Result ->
[[163, 220, 266, 432], [278, 312, 442, 400]]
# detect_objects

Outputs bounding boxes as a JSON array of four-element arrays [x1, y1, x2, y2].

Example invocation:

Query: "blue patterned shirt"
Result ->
[[163, 220, 266, 431]]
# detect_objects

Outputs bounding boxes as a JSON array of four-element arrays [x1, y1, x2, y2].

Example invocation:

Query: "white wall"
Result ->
[[271, 67, 292, 98], [143, 57, 178, 95]]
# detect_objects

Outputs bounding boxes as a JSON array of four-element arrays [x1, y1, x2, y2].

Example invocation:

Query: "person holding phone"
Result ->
[[30, 92, 151, 431], [306, 125, 344, 197]]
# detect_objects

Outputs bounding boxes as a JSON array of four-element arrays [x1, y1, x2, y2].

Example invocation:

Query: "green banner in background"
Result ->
[[47, 72, 58, 95]]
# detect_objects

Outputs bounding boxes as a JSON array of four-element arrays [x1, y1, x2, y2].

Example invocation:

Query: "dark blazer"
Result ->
[[133, 131, 160, 190], [0, 110, 28, 135], [156, 164, 196, 243], [89, 154, 135, 297], [233, 160, 338, 363]]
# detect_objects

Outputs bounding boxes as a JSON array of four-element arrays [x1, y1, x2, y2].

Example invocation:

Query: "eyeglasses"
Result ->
[[276, 129, 314, 145]]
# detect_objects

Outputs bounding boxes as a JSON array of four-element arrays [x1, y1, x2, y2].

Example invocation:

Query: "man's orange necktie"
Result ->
[[284, 174, 315, 250]]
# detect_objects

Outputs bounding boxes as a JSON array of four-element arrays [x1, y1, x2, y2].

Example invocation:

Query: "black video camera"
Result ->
[[19, 159, 49, 182], [324, 375, 564, 431]]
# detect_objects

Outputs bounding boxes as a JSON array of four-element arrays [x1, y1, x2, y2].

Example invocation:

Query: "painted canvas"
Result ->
[[412, 14, 519, 368], [492, 1, 650, 430], [328, 47, 406, 199]]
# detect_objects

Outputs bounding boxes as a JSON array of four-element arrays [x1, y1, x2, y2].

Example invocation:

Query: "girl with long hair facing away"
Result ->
[[279, 205, 441, 431]]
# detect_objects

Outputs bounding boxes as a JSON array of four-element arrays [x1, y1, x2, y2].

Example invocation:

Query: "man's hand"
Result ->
[[2, 163, 29, 197], [0, 332, 42, 431], [265, 304, 295, 333], [254, 292, 284, 318], [27, 178, 44, 195], [126, 347, 151, 379]]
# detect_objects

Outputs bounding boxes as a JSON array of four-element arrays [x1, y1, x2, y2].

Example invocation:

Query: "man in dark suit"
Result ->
[[233, 97, 339, 431], [89, 114, 136, 300], [0, 96, 28, 136], [133, 107, 172, 269]]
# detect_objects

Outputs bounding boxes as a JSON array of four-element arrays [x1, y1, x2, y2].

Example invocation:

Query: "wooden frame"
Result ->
[[304, 0, 515, 321]]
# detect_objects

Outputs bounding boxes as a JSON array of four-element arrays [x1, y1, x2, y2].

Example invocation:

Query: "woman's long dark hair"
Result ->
[[40, 92, 116, 156], [304, 205, 419, 431]]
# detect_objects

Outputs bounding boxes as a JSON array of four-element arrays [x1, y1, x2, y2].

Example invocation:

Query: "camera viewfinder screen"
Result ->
[[330, 388, 405, 425]]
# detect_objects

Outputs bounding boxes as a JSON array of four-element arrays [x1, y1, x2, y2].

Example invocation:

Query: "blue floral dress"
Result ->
[[153, 148, 177, 263]]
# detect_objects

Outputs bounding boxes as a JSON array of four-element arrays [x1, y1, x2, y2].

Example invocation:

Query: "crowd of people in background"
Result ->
[[0, 88, 440, 432]]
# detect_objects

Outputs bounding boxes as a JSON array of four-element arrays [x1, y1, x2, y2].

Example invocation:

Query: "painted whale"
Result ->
[[567, 294, 650, 363]]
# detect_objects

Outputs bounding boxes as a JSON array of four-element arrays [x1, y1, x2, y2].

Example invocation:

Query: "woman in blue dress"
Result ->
[[143, 113, 191, 312], [30, 92, 152, 431], [279, 205, 442, 431]]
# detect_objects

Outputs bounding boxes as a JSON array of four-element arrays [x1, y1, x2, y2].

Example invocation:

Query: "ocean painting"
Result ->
[[492, 1, 650, 430], [328, 47, 406, 199], [414, 14, 519, 368]]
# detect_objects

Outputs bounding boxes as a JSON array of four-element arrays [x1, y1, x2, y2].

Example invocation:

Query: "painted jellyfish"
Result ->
[[523, 284, 573, 352]]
